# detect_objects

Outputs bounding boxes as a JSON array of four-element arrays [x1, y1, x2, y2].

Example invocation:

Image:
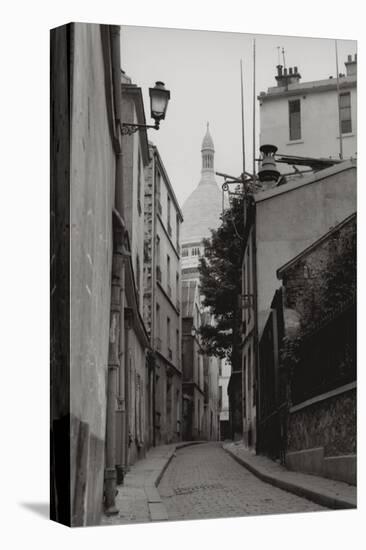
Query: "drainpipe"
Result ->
[[104, 251, 123, 515], [124, 308, 133, 468], [104, 24, 123, 517], [116, 255, 126, 484]]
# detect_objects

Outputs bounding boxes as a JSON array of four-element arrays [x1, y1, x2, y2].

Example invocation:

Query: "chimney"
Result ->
[[345, 53, 357, 77], [275, 64, 301, 87]]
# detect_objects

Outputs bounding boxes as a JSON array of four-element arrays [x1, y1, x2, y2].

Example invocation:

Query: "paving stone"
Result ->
[[159, 442, 327, 521]]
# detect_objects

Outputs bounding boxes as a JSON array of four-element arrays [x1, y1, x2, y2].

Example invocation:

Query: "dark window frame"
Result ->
[[339, 92, 352, 134], [289, 99, 301, 141]]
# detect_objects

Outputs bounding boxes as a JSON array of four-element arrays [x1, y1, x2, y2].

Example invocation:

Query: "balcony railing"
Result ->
[[156, 265, 162, 283]]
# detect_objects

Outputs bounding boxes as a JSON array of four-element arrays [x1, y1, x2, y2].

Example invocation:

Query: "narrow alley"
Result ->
[[158, 443, 326, 521]]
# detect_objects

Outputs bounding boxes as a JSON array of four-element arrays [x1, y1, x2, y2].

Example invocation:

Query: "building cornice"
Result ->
[[259, 77, 356, 103], [150, 143, 184, 221]]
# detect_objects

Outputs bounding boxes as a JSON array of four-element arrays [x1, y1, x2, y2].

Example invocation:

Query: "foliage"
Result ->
[[198, 194, 245, 368], [280, 218, 356, 375]]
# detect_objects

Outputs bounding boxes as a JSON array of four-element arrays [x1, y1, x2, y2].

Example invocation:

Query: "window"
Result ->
[[167, 317, 171, 349], [136, 254, 141, 306], [137, 149, 142, 215], [176, 329, 179, 364], [167, 255, 171, 296], [156, 304, 161, 349], [176, 213, 180, 251], [155, 168, 162, 215], [339, 92, 352, 134], [191, 247, 200, 256], [182, 247, 189, 257], [156, 235, 160, 264], [167, 195, 172, 235], [289, 99, 301, 140]]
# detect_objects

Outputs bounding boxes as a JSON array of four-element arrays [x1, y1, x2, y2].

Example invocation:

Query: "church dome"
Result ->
[[182, 124, 223, 244], [181, 180, 223, 243]]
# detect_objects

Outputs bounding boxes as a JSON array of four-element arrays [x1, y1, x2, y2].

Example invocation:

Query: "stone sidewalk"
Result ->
[[223, 441, 357, 510], [101, 441, 205, 525]]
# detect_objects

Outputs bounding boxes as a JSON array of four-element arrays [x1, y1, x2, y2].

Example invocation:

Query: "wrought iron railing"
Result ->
[[291, 303, 356, 405]]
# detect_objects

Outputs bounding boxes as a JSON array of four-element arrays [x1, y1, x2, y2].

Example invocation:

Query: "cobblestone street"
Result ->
[[158, 442, 327, 521]]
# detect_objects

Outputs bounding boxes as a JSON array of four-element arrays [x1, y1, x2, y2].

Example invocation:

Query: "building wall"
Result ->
[[259, 82, 357, 161], [286, 387, 356, 485], [126, 331, 147, 465], [287, 388, 356, 457], [69, 23, 116, 526], [121, 96, 147, 316], [51, 23, 71, 526], [255, 164, 356, 335], [240, 163, 356, 452], [219, 359, 231, 422], [151, 146, 183, 445], [241, 225, 256, 448], [203, 355, 220, 440]]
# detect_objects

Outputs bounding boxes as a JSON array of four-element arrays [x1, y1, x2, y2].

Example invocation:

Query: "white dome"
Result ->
[[182, 179, 223, 243]]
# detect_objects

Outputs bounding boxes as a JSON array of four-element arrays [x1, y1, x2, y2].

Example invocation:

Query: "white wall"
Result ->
[[256, 163, 357, 334], [260, 85, 357, 162]]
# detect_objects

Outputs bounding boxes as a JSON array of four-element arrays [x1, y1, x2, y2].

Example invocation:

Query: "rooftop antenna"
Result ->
[[252, 38, 256, 181], [335, 40, 344, 160], [277, 46, 281, 65], [282, 47, 286, 69]]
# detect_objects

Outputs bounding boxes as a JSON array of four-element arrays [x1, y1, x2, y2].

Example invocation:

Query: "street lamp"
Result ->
[[121, 81, 171, 135]]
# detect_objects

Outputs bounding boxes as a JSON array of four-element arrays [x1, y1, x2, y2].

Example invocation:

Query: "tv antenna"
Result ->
[[282, 47, 286, 69]]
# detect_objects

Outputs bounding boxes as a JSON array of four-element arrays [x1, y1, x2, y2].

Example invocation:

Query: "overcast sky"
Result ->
[[121, 26, 356, 207]]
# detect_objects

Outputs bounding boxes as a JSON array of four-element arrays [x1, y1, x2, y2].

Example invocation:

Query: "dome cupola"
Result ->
[[201, 122, 215, 177]]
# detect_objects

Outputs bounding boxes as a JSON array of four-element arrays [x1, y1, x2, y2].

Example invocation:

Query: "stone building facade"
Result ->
[[144, 143, 183, 445], [239, 160, 357, 452], [51, 23, 124, 526], [51, 23, 179, 526], [275, 214, 356, 484]]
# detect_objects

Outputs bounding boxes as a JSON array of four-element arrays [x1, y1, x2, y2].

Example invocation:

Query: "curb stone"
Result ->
[[223, 444, 356, 511], [150, 440, 206, 521]]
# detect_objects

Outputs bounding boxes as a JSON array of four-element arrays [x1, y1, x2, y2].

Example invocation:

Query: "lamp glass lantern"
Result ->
[[149, 81, 170, 124]]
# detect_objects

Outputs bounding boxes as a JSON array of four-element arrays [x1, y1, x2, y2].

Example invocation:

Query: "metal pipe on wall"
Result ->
[[335, 40, 344, 160]]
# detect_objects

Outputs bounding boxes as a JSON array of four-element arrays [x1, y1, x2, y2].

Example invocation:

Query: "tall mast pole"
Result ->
[[252, 38, 256, 181], [335, 40, 344, 160], [240, 59, 246, 179]]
